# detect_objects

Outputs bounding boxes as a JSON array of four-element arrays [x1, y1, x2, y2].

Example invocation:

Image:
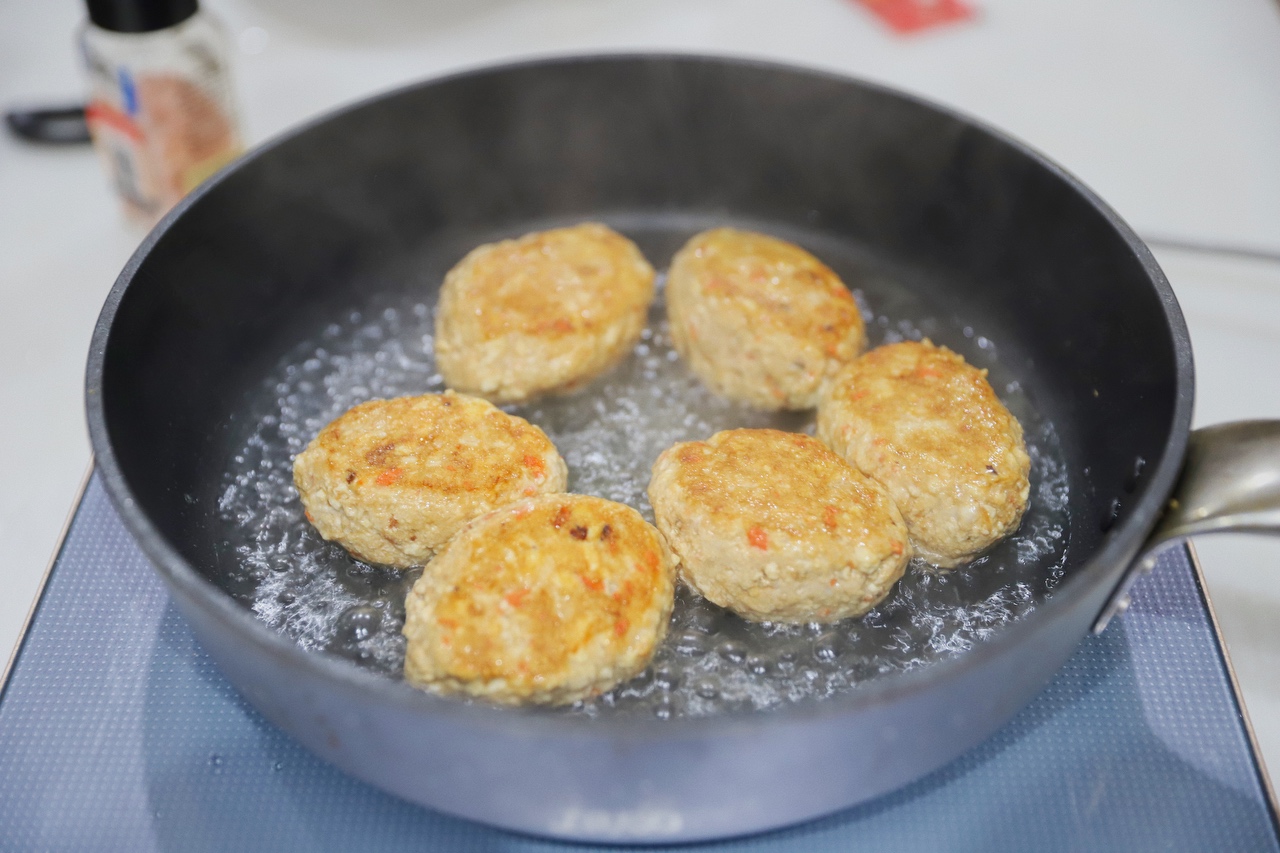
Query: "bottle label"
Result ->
[[82, 28, 242, 226]]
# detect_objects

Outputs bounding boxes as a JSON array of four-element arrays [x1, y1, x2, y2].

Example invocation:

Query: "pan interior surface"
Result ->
[[96, 57, 1184, 724], [214, 211, 1072, 718]]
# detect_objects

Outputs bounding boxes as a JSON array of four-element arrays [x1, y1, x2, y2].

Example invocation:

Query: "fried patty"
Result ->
[[817, 340, 1030, 567], [666, 228, 866, 410], [648, 429, 911, 623], [434, 223, 656, 404], [293, 391, 567, 568], [402, 494, 676, 705]]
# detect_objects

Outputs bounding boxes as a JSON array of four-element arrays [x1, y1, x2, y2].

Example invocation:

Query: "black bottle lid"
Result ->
[[85, 0, 198, 33]]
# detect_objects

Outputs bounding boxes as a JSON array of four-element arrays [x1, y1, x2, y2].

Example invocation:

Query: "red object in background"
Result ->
[[854, 0, 975, 34], [85, 101, 143, 141]]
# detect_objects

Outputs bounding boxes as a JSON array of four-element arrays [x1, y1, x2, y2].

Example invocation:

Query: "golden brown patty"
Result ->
[[434, 223, 656, 404], [648, 429, 911, 623], [817, 340, 1030, 567], [666, 228, 866, 410], [402, 494, 676, 705], [293, 392, 567, 568]]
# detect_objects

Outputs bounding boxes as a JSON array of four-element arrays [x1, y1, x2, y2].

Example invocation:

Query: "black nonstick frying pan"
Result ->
[[85, 54, 1280, 843]]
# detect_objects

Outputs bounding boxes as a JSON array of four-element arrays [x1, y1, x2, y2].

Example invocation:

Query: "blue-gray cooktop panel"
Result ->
[[1, 473, 1276, 852]]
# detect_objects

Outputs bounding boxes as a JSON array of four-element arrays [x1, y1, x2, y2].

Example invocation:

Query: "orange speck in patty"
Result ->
[[375, 467, 403, 486], [504, 588, 529, 609], [915, 366, 941, 379], [747, 526, 769, 550], [614, 617, 630, 637], [891, 540, 905, 556], [580, 573, 603, 592], [704, 276, 734, 296], [304, 509, 315, 523], [534, 317, 575, 335], [823, 505, 839, 530], [522, 453, 546, 478], [641, 550, 660, 573]]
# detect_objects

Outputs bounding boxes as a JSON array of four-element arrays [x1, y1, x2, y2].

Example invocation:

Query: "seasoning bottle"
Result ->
[[79, 0, 242, 227]]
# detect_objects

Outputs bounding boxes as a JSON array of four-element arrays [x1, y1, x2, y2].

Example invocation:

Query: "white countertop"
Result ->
[[3, 0, 1280, 784]]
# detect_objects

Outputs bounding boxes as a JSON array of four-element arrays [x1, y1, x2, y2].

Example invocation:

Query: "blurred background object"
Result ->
[[4, 105, 91, 144], [852, 0, 976, 35], [2, 0, 1280, 787], [79, 0, 241, 226]]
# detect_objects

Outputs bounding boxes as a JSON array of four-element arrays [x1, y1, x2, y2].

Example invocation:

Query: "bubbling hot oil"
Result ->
[[218, 284, 1070, 718]]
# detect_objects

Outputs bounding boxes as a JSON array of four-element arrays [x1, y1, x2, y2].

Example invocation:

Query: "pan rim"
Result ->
[[83, 51, 1195, 737]]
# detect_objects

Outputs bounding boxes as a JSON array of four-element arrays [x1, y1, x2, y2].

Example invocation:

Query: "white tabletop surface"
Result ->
[[3, 0, 1280, 790]]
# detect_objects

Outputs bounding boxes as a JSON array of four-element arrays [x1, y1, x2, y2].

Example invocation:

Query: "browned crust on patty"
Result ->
[[402, 494, 676, 705], [434, 223, 656, 404], [648, 428, 910, 622], [293, 391, 567, 567], [817, 340, 1030, 567], [666, 228, 865, 410]]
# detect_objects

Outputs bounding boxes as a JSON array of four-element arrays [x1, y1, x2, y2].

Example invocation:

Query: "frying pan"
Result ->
[[84, 55, 1280, 843]]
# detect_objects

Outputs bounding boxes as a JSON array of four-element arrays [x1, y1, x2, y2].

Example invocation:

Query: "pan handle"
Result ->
[[4, 105, 91, 145], [1092, 419, 1280, 633]]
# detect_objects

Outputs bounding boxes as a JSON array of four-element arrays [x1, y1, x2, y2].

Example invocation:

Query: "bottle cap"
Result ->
[[85, 0, 198, 33]]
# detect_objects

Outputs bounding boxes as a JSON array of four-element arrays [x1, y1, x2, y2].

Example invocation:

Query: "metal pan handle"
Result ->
[[1093, 419, 1280, 633]]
